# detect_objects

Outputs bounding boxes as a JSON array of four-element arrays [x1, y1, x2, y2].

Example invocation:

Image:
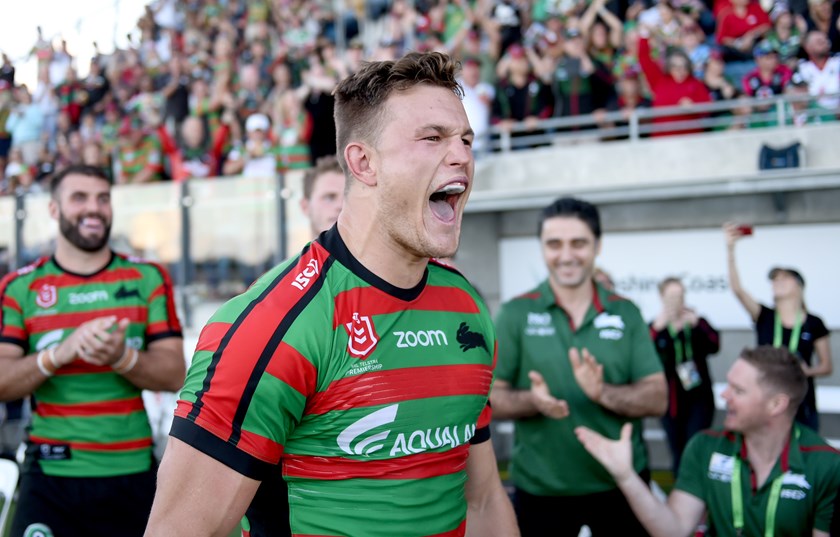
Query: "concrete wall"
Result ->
[[473, 123, 840, 194]]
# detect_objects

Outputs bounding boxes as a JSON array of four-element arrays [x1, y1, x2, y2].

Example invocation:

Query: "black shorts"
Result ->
[[10, 467, 157, 537], [514, 469, 652, 537]]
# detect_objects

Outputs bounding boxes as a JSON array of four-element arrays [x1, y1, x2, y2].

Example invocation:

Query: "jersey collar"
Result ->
[[317, 225, 429, 302]]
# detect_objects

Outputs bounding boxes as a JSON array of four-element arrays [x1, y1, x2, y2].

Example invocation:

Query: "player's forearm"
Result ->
[[599, 375, 667, 417], [615, 473, 688, 537], [0, 354, 49, 400], [465, 485, 520, 537], [121, 346, 186, 392], [489, 386, 540, 420]]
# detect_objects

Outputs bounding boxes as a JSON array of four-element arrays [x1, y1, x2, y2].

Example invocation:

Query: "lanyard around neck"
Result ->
[[668, 323, 693, 365], [773, 310, 803, 354], [731, 427, 799, 537]]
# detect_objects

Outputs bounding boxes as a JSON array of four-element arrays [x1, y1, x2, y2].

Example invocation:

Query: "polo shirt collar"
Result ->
[[732, 424, 803, 491], [536, 278, 609, 314]]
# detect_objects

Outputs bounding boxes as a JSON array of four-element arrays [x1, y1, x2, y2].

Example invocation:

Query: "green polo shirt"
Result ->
[[495, 280, 663, 496], [676, 426, 840, 536]]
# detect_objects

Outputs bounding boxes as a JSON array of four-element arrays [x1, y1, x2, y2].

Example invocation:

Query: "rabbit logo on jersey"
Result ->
[[337, 404, 476, 457]]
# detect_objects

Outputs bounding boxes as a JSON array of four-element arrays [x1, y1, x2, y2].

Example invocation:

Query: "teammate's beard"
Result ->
[[59, 211, 111, 253]]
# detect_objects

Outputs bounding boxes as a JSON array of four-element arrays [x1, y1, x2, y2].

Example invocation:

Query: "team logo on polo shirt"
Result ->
[[780, 472, 811, 499], [526, 312, 555, 336], [35, 284, 57, 309], [594, 312, 624, 340], [345, 312, 379, 359]]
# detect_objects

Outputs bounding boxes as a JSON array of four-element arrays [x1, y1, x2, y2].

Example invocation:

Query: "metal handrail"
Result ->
[[483, 91, 840, 153]]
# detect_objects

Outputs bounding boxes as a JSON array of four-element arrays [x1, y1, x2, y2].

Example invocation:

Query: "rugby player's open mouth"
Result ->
[[429, 182, 466, 223]]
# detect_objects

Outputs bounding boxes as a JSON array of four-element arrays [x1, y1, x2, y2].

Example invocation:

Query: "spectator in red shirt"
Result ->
[[716, 0, 772, 61], [638, 30, 713, 135]]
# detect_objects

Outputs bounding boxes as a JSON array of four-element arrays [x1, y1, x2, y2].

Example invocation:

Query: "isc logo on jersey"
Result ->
[[291, 258, 320, 290], [68, 290, 109, 305], [393, 329, 448, 348], [337, 404, 476, 458]]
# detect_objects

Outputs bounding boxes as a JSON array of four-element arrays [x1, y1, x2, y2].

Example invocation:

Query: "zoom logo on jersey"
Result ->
[[336, 404, 477, 458], [394, 329, 448, 348], [291, 258, 320, 290], [68, 290, 109, 305]]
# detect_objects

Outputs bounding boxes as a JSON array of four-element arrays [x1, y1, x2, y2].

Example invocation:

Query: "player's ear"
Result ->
[[344, 142, 376, 187], [48, 197, 59, 220]]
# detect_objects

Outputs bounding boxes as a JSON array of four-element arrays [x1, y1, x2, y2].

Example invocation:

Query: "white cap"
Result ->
[[245, 113, 270, 133]]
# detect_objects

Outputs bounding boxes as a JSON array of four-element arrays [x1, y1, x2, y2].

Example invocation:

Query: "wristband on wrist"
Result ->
[[37, 350, 58, 377], [113, 347, 139, 374]]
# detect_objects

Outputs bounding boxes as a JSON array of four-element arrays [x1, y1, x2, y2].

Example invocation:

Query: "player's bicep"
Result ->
[[147, 437, 260, 536]]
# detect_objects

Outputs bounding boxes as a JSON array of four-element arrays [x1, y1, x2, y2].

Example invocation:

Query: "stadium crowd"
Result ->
[[0, 0, 839, 194]]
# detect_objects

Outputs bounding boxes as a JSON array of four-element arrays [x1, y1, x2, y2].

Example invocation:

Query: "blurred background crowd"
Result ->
[[0, 0, 838, 195]]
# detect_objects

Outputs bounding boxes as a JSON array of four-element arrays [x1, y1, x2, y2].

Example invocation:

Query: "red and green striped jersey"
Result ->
[[0, 252, 183, 477], [172, 227, 497, 537]]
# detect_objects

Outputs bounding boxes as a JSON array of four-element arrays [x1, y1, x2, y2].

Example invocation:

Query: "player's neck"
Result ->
[[54, 242, 112, 275], [337, 214, 428, 290]]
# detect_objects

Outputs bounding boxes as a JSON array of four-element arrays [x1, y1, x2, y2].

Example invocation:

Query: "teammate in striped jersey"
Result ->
[[242, 155, 345, 537], [0, 164, 185, 537], [146, 51, 519, 537]]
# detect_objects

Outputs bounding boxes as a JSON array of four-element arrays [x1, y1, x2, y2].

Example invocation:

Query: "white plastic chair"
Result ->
[[0, 458, 20, 535]]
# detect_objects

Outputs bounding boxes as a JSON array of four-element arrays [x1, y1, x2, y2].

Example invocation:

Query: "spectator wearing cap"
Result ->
[[796, 30, 840, 110], [223, 112, 279, 179], [637, 27, 712, 135], [742, 39, 794, 126], [724, 222, 833, 432], [765, 2, 808, 69], [492, 43, 554, 147], [458, 56, 495, 153], [784, 70, 837, 124]]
